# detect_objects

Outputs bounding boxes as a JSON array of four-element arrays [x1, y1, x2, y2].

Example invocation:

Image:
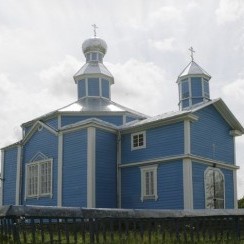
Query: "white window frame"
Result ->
[[131, 131, 146, 150], [140, 165, 158, 202], [204, 167, 225, 209], [25, 159, 53, 199]]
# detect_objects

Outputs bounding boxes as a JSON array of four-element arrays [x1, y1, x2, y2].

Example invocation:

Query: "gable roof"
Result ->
[[121, 99, 244, 134]]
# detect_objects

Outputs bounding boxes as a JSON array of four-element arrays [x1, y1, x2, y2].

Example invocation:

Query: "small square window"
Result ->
[[140, 165, 158, 202], [131, 131, 146, 150]]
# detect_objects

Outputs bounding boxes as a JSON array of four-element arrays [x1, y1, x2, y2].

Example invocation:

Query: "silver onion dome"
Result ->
[[82, 37, 107, 55]]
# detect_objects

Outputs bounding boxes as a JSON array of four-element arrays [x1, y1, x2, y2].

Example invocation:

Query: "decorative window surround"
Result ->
[[131, 131, 146, 150], [25, 159, 53, 199], [140, 165, 158, 202]]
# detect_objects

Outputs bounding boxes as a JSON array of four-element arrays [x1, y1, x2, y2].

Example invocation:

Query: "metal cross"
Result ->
[[189, 46, 195, 61], [92, 24, 98, 37]]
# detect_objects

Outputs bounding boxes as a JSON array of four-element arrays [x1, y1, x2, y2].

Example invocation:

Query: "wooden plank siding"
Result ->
[[61, 115, 124, 126], [3, 147, 18, 205], [121, 160, 184, 209], [22, 127, 58, 206], [191, 105, 234, 164], [121, 122, 184, 164], [96, 129, 117, 208], [62, 129, 87, 207]]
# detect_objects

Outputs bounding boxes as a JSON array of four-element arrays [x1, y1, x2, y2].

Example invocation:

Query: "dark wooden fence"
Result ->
[[0, 205, 244, 243]]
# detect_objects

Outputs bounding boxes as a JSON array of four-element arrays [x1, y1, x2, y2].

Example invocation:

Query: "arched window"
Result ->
[[204, 168, 225, 209]]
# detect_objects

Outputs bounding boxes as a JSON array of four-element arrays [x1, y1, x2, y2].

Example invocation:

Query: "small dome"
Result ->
[[82, 37, 107, 55]]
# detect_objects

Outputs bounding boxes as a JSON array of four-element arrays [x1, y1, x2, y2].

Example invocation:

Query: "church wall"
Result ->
[[121, 122, 184, 164], [126, 116, 138, 123], [44, 117, 58, 129], [2, 147, 17, 205], [62, 129, 87, 207], [96, 129, 117, 208], [22, 128, 58, 205], [191, 105, 234, 164], [192, 162, 234, 209], [121, 160, 183, 209], [61, 115, 123, 126]]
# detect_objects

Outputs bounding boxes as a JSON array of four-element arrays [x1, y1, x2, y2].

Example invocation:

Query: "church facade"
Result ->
[[1, 36, 243, 210]]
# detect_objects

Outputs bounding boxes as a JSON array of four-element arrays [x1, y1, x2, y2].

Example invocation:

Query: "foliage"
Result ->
[[238, 196, 244, 208]]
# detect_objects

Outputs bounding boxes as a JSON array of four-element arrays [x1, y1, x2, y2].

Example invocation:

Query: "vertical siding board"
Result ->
[[3, 147, 18, 205], [191, 105, 234, 164], [22, 128, 58, 206], [222, 168, 234, 209], [121, 161, 183, 209], [62, 129, 87, 207], [192, 162, 207, 209], [121, 122, 184, 163], [61, 115, 123, 126], [96, 129, 117, 208]]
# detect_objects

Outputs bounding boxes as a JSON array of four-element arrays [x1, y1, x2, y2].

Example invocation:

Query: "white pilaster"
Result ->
[[0, 150, 4, 206], [183, 158, 193, 209], [184, 119, 191, 154], [87, 127, 96, 208], [233, 169, 238, 209], [117, 132, 121, 208], [15, 146, 22, 205], [57, 133, 63, 207]]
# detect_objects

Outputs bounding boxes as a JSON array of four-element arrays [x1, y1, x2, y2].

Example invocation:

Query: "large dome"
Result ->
[[82, 37, 107, 55]]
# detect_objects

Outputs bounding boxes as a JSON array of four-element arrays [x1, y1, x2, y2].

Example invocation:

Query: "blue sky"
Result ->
[[1, 0, 244, 197]]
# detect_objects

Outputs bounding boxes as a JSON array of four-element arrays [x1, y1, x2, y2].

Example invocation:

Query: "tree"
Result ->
[[238, 196, 244, 208]]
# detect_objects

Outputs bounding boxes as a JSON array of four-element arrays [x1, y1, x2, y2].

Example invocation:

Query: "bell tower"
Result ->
[[177, 47, 211, 110]]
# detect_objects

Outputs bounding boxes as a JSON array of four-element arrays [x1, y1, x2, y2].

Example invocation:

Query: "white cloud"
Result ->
[[215, 0, 244, 24], [148, 38, 176, 52]]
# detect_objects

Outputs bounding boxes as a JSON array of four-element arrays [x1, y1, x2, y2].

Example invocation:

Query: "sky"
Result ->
[[1, 0, 244, 198]]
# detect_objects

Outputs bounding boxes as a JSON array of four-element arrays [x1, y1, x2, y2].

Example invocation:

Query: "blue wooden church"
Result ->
[[1, 36, 243, 210]]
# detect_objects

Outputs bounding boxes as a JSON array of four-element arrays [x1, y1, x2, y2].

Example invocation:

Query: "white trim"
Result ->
[[120, 154, 239, 170], [184, 120, 191, 154], [58, 114, 61, 129], [87, 127, 96, 208], [131, 131, 146, 150], [201, 77, 204, 98], [233, 169, 238, 209], [0, 150, 4, 206], [117, 132, 122, 208], [140, 165, 158, 202], [183, 158, 193, 209], [122, 115, 126, 125], [25, 159, 53, 199], [57, 133, 63, 207], [15, 146, 21, 205], [204, 167, 225, 209]]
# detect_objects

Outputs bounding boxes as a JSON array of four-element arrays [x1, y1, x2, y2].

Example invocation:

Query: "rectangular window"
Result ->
[[26, 159, 52, 199], [131, 131, 146, 150], [181, 80, 189, 99], [140, 165, 158, 201]]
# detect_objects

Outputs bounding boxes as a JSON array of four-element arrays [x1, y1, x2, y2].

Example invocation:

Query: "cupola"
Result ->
[[177, 47, 211, 110], [73, 26, 114, 100]]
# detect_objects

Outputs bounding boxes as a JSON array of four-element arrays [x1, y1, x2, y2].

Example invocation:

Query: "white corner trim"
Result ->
[[184, 120, 191, 154], [87, 127, 96, 208], [15, 146, 22, 205], [0, 150, 4, 206], [85, 78, 88, 97], [233, 170, 238, 209], [117, 132, 122, 208], [58, 114, 61, 129], [183, 158, 193, 209], [57, 133, 63, 207]]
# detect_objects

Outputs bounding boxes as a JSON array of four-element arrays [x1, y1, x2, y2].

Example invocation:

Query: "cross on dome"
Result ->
[[92, 24, 98, 37], [189, 46, 195, 61]]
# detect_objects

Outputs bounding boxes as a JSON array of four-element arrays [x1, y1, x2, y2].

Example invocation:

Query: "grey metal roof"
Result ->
[[82, 37, 107, 55], [178, 61, 211, 79], [73, 62, 114, 82], [58, 97, 148, 118]]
